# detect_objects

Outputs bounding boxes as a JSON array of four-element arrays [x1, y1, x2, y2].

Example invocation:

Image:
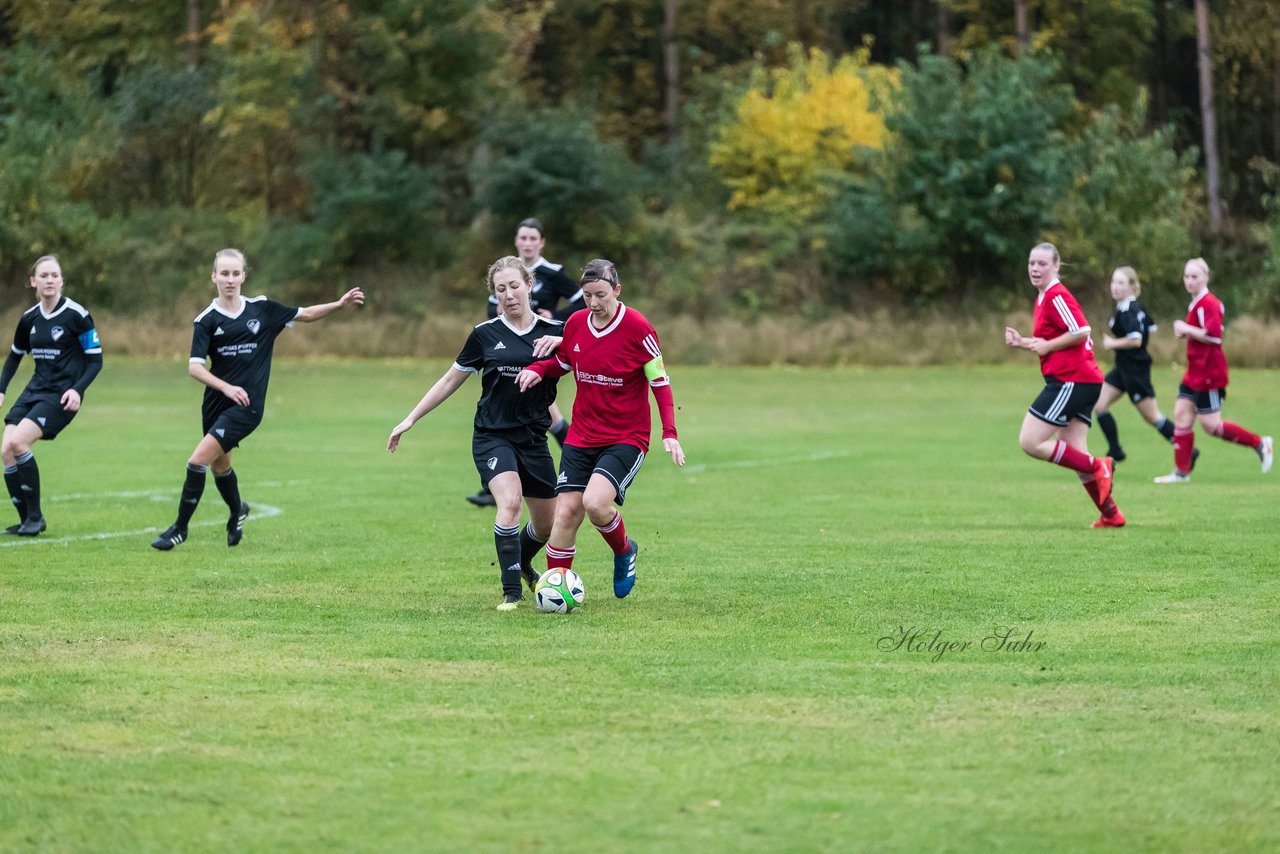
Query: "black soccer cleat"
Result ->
[[151, 525, 188, 551], [227, 502, 250, 547], [15, 515, 46, 537], [1108, 448, 1126, 463], [521, 563, 541, 594], [1189, 447, 1201, 471], [4, 524, 21, 535], [465, 488, 496, 507]]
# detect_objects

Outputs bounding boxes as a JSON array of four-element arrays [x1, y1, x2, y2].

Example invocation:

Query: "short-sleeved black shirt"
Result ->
[[454, 314, 561, 432], [4, 297, 101, 398], [190, 296, 299, 418], [1107, 297, 1156, 367]]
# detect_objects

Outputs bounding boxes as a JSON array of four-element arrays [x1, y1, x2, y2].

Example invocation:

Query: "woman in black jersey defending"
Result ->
[[466, 218, 577, 507], [0, 256, 103, 536], [1094, 265, 1190, 467], [389, 256, 563, 611], [150, 248, 363, 551]]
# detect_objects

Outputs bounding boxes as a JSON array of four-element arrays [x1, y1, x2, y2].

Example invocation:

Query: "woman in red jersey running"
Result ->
[[516, 259, 685, 598], [1153, 257, 1272, 483], [1004, 242, 1124, 528]]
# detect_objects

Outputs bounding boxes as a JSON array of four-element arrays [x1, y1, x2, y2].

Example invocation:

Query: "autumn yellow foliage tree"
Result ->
[[709, 45, 894, 224]]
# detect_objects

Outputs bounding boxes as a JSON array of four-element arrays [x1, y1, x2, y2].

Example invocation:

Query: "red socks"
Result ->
[[1173, 427, 1195, 474], [1213, 421, 1261, 449], [594, 511, 630, 555], [1051, 440, 1095, 474], [545, 544, 576, 572]]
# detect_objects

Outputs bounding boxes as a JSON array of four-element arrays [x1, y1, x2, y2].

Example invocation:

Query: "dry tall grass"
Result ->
[[92, 308, 1280, 367]]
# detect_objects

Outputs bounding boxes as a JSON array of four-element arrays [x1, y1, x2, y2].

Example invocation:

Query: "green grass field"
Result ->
[[2, 358, 1278, 852]]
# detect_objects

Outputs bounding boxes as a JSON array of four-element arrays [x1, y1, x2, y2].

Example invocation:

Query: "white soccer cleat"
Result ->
[[1259, 436, 1273, 474], [1153, 471, 1190, 484]]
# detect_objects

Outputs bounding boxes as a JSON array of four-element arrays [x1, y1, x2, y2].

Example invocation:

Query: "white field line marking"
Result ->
[[0, 493, 283, 548], [44, 481, 307, 503], [680, 450, 852, 475]]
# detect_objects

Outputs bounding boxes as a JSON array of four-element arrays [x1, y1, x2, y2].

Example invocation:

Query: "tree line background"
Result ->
[[1, 0, 1278, 329]]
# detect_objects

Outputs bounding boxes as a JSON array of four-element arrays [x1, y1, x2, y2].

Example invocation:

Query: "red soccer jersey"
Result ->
[[1032, 281, 1103, 383], [1182, 289, 1228, 390], [534, 303, 667, 452]]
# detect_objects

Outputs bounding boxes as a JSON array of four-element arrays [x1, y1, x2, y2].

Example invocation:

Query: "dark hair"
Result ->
[[579, 258, 619, 287], [516, 218, 545, 237]]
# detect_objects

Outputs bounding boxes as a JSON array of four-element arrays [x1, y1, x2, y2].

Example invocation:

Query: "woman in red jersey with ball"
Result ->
[[1153, 257, 1272, 483], [1004, 243, 1124, 528], [516, 259, 685, 598]]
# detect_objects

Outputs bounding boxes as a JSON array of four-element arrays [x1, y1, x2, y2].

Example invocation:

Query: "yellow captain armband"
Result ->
[[643, 356, 668, 383]]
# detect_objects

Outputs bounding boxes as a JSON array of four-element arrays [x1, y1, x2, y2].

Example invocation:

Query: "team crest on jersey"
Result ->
[[487, 457, 498, 470], [246, 319, 261, 335], [51, 326, 65, 342]]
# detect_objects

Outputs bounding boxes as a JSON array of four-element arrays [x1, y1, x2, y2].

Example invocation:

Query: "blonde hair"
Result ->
[[1186, 257, 1211, 279], [212, 248, 248, 273], [485, 255, 533, 296], [29, 255, 59, 276], [1113, 265, 1141, 297], [1031, 242, 1060, 264]]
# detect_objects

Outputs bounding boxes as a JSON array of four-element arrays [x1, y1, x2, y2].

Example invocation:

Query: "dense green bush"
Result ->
[[474, 108, 643, 258], [825, 47, 1076, 303], [260, 145, 445, 298], [1047, 104, 1199, 311]]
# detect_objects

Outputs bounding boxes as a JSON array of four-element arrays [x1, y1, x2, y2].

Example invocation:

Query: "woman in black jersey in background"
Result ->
[[1094, 265, 1192, 468]]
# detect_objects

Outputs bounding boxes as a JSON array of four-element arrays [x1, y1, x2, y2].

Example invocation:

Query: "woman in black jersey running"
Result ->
[[1094, 265, 1191, 467], [0, 256, 103, 536], [151, 248, 363, 551]]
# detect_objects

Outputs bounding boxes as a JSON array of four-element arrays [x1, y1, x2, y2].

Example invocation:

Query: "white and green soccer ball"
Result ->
[[535, 569, 585, 613]]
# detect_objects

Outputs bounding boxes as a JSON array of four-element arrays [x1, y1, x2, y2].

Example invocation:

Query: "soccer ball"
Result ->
[[535, 569, 585, 613]]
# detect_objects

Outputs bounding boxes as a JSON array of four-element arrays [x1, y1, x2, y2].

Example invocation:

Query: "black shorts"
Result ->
[[472, 427, 557, 500], [203, 404, 264, 452], [1104, 363, 1156, 403], [1029, 380, 1102, 427], [4, 392, 77, 440], [1178, 383, 1225, 414], [557, 442, 645, 505]]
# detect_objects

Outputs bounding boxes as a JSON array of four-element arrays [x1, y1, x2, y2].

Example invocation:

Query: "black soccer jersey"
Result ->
[[1108, 297, 1156, 366], [486, 257, 583, 320], [0, 297, 102, 399], [190, 296, 299, 413], [454, 314, 561, 432]]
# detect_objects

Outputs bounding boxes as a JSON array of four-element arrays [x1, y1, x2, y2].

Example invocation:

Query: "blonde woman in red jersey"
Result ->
[[1004, 243, 1124, 528], [1153, 257, 1273, 483], [516, 259, 685, 598]]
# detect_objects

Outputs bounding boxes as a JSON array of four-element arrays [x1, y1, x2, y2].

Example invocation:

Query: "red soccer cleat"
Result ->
[[1092, 455, 1114, 505], [1091, 508, 1126, 528]]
